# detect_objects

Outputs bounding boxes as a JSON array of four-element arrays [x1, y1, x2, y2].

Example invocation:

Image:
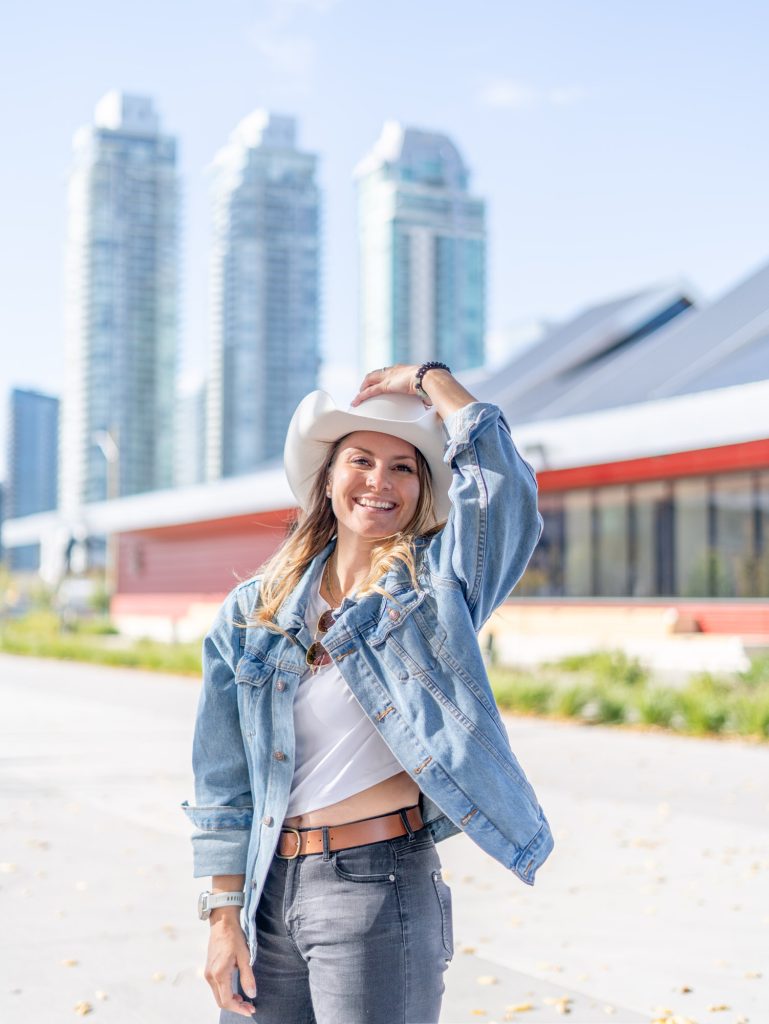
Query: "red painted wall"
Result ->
[[116, 509, 295, 595]]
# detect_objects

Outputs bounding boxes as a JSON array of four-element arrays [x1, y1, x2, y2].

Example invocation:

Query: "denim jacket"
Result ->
[[182, 401, 554, 966]]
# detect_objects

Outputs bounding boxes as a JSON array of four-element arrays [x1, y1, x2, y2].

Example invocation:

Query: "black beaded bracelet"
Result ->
[[414, 361, 451, 401]]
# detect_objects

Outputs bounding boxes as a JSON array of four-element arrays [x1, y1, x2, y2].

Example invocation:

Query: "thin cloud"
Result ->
[[479, 79, 589, 110]]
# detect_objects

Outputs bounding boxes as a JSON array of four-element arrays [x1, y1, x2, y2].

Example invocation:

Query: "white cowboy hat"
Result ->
[[284, 391, 453, 524]]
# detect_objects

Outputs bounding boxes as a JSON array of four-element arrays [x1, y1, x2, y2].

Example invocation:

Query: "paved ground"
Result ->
[[1, 652, 767, 1024]]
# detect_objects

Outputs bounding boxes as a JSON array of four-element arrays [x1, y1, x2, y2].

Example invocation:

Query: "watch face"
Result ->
[[197, 891, 210, 920]]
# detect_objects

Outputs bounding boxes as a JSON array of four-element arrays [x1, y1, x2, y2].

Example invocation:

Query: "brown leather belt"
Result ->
[[276, 805, 423, 859]]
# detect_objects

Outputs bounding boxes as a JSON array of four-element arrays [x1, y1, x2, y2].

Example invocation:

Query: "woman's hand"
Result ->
[[351, 364, 422, 406], [351, 364, 477, 422], [204, 909, 257, 1018]]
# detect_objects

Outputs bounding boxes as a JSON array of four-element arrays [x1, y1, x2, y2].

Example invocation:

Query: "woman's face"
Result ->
[[328, 430, 421, 543]]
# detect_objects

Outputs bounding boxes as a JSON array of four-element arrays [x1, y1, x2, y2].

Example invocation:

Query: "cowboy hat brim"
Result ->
[[283, 391, 453, 524]]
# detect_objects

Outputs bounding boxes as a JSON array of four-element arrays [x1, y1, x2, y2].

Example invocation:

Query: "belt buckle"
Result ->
[[276, 827, 302, 859]]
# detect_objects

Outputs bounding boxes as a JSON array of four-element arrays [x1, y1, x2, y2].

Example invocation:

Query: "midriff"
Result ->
[[282, 769, 420, 829]]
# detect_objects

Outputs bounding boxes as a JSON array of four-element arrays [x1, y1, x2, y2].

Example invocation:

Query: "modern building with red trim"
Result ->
[[3, 259, 768, 656]]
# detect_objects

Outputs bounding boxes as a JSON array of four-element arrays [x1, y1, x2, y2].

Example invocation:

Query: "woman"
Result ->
[[182, 363, 554, 1022]]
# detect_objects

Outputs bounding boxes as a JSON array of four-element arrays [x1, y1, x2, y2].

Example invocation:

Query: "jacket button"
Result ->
[[275, 680, 286, 692], [388, 609, 400, 621], [273, 750, 286, 761], [262, 815, 273, 826]]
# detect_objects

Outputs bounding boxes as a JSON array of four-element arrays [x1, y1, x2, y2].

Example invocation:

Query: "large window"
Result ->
[[563, 492, 592, 596], [672, 478, 710, 596], [632, 482, 673, 596], [517, 470, 769, 599], [595, 487, 629, 596], [712, 474, 756, 596]]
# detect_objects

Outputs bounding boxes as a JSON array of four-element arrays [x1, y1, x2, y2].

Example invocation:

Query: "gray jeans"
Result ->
[[221, 819, 454, 1024]]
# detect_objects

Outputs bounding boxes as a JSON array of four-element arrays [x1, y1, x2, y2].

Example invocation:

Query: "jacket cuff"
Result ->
[[181, 801, 253, 878], [442, 402, 511, 464]]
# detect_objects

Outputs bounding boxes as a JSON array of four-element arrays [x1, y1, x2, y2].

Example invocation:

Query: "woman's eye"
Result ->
[[352, 457, 369, 466], [395, 464, 414, 473]]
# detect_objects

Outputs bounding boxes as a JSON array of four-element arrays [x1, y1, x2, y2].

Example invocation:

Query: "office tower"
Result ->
[[175, 376, 207, 487], [355, 121, 486, 373], [5, 388, 59, 569], [60, 92, 178, 513], [207, 112, 320, 479]]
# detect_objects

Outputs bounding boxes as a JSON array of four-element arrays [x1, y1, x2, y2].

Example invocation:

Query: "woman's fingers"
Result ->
[[205, 931, 256, 1017], [351, 364, 417, 406], [212, 965, 255, 1017]]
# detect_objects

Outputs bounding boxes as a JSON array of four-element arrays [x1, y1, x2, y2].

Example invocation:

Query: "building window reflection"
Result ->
[[520, 470, 769, 599]]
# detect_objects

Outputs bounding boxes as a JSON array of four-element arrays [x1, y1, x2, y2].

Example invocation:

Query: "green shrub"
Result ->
[[549, 649, 648, 686]]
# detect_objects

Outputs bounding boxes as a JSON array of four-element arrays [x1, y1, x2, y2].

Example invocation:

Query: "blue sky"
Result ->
[[1, 0, 768, 477]]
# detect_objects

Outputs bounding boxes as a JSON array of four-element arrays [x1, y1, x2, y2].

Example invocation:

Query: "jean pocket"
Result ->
[[432, 870, 454, 961], [331, 841, 397, 883]]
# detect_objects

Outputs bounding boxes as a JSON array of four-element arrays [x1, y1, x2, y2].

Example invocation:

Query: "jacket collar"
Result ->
[[272, 537, 422, 638]]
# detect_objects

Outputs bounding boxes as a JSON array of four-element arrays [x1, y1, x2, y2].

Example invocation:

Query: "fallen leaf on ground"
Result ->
[[94, 991, 108, 1001], [0, 863, 18, 873], [744, 970, 761, 978], [73, 1002, 93, 1016], [477, 975, 498, 985], [706, 1005, 729, 1012], [679, 986, 692, 993], [61, 958, 79, 967], [543, 995, 573, 1013], [506, 1002, 534, 1013], [460, 945, 477, 954], [151, 971, 166, 982], [470, 1011, 487, 1017]]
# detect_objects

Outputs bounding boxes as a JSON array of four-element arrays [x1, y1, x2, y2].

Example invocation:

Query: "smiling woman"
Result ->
[[182, 363, 553, 1023]]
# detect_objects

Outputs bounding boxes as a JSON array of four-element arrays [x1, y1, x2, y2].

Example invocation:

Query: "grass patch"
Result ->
[[489, 650, 769, 741], [0, 612, 201, 676]]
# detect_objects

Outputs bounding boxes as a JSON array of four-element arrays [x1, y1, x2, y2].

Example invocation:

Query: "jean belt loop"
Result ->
[[321, 825, 331, 861], [399, 807, 415, 842]]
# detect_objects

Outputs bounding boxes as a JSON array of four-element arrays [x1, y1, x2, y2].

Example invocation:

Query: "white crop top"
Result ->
[[285, 576, 404, 817]]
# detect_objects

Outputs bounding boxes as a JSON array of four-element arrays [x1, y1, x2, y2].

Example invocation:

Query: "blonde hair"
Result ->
[[248, 434, 443, 637]]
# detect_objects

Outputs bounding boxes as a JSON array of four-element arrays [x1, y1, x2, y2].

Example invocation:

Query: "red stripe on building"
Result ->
[[538, 438, 769, 491]]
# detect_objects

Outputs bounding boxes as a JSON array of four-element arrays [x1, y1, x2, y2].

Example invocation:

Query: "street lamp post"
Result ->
[[93, 428, 120, 602]]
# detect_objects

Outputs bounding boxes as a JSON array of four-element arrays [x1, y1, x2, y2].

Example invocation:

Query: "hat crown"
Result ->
[[343, 393, 429, 424]]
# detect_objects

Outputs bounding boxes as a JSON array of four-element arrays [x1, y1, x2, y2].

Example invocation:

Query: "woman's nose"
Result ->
[[366, 466, 391, 490]]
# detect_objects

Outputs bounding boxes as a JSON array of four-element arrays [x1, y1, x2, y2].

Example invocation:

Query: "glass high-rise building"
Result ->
[[355, 122, 486, 373], [207, 112, 320, 479], [5, 388, 59, 569], [60, 92, 178, 513]]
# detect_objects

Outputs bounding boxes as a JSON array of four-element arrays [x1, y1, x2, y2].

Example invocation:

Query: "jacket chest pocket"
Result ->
[[235, 652, 275, 721]]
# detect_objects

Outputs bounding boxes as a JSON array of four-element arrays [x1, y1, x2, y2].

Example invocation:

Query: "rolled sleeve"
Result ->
[[181, 801, 253, 878]]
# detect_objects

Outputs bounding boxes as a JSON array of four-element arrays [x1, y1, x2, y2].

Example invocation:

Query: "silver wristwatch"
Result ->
[[198, 890, 245, 920]]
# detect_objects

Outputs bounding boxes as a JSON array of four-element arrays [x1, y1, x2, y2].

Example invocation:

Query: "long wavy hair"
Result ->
[[248, 432, 443, 637]]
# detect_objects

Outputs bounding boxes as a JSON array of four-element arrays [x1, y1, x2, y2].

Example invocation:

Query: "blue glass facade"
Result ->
[[356, 124, 486, 374], [5, 388, 59, 571], [208, 113, 320, 478], [62, 93, 178, 512]]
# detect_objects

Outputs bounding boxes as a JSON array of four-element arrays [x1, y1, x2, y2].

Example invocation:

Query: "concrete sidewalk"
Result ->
[[1, 653, 767, 1023]]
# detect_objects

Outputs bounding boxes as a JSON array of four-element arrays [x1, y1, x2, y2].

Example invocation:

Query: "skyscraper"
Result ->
[[60, 92, 178, 514], [207, 112, 320, 479], [5, 387, 59, 569], [355, 122, 486, 373]]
